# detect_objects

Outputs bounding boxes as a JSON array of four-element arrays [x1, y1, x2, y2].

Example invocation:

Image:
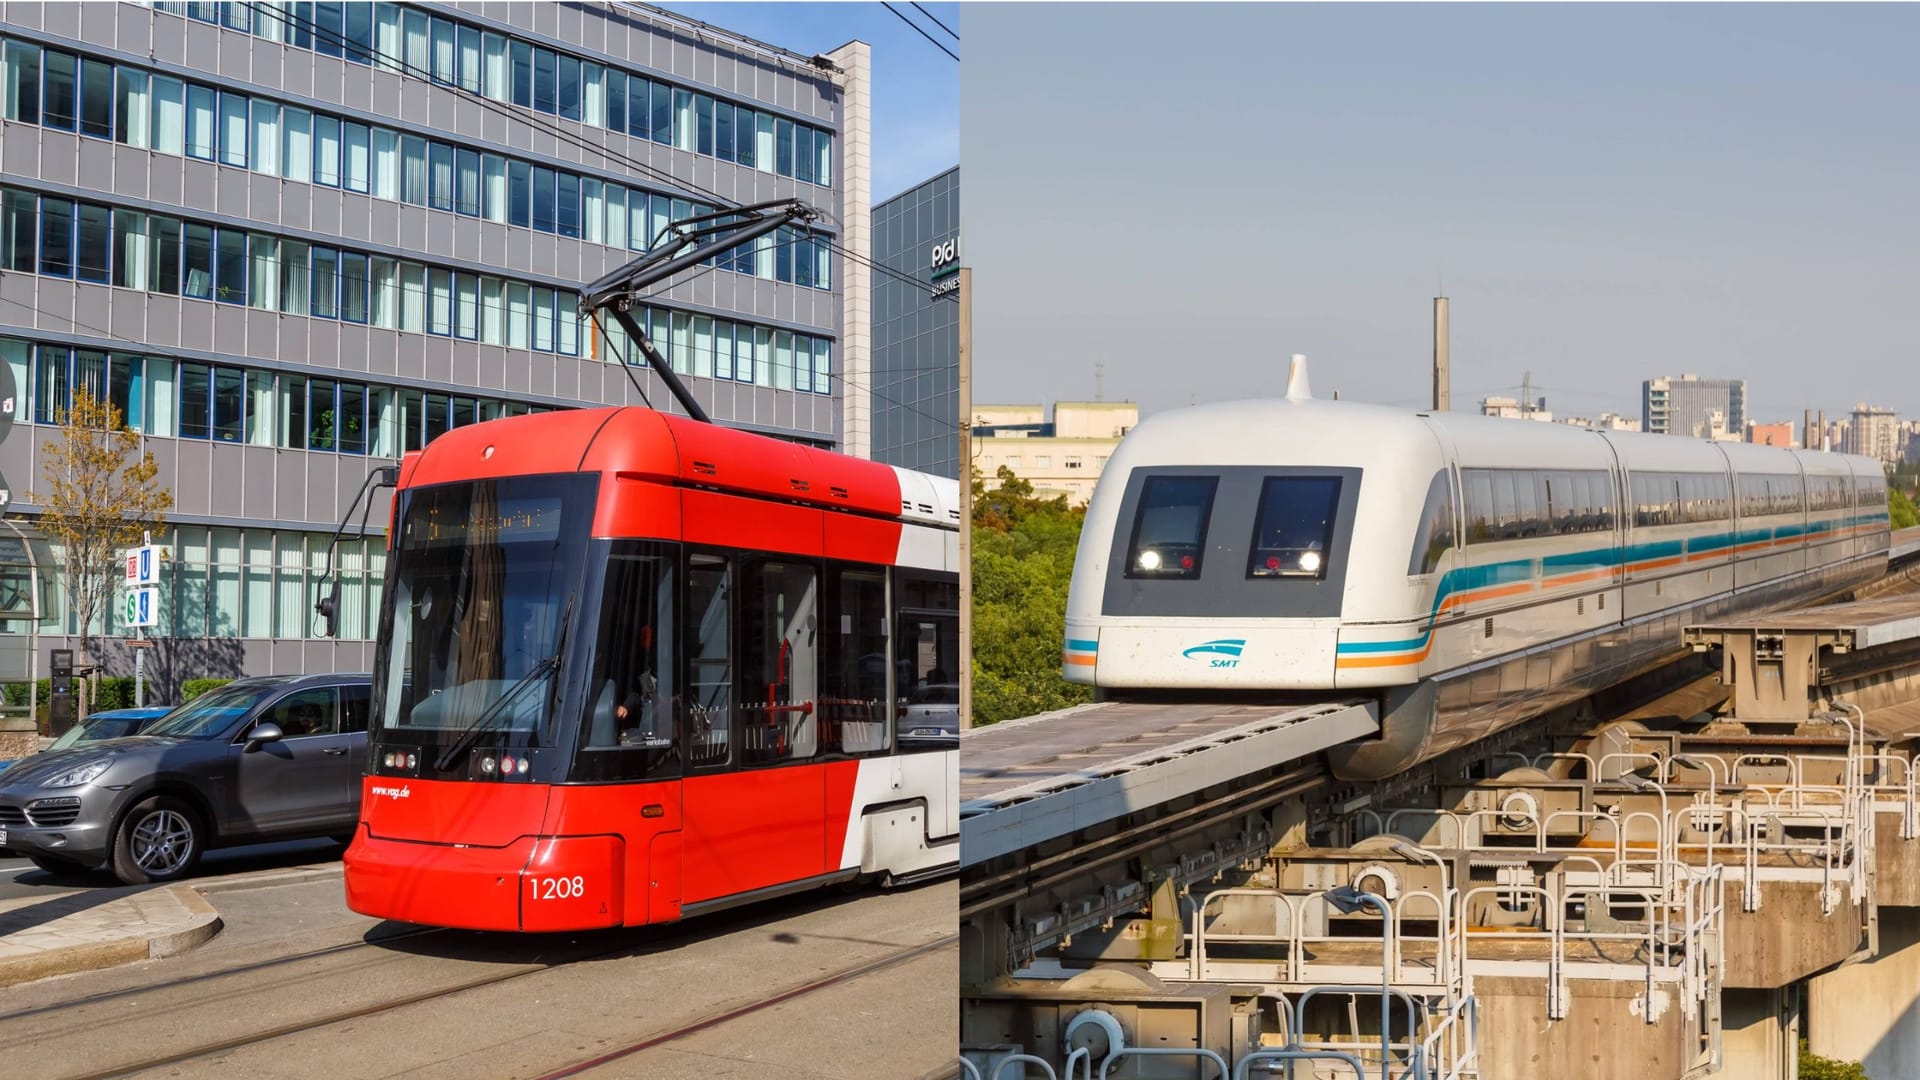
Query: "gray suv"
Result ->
[[0, 673, 371, 885]]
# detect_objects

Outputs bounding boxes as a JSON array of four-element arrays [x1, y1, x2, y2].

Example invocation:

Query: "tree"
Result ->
[[971, 466, 1094, 724], [31, 384, 173, 668], [1892, 488, 1918, 531]]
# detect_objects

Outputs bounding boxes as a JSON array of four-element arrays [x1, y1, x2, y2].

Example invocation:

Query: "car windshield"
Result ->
[[910, 684, 958, 706], [373, 474, 595, 747], [47, 717, 142, 750], [143, 685, 278, 739]]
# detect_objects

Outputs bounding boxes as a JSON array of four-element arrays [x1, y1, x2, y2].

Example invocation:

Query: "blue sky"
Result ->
[[963, 4, 1920, 424], [655, 2, 958, 199]]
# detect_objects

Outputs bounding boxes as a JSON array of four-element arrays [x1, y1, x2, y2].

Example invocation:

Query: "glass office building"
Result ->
[[0, 1, 869, 695], [871, 166, 957, 478]]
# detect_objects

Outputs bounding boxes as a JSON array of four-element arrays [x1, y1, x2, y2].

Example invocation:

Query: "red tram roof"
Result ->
[[395, 407, 906, 520]]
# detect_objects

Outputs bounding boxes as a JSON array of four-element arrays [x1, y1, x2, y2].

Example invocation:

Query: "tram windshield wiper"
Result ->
[[432, 593, 575, 771]]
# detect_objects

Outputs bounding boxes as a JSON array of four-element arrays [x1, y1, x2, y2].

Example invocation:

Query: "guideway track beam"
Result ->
[[962, 700, 1379, 866]]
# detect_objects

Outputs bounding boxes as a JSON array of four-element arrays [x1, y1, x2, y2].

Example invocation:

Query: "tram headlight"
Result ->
[[1137, 550, 1162, 571], [480, 755, 497, 775], [1299, 550, 1322, 572]]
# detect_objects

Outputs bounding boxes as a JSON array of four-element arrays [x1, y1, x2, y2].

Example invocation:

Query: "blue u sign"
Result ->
[[139, 548, 152, 582]]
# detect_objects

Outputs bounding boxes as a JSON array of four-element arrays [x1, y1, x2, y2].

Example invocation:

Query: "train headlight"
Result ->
[[480, 755, 497, 775], [1299, 551, 1322, 572], [1138, 550, 1162, 571]]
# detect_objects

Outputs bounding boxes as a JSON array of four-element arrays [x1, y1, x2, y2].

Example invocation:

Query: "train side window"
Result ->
[[1464, 470, 1495, 544], [739, 559, 819, 767], [1126, 476, 1217, 579], [1513, 471, 1541, 538], [1407, 471, 1455, 576], [821, 565, 889, 756], [1247, 476, 1342, 578], [1492, 471, 1519, 539], [576, 544, 679, 782], [685, 552, 732, 770], [1544, 472, 1574, 535], [1568, 472, 1591, 532], [1530, 473, 1554, 537], [895, 607, 959, 753]]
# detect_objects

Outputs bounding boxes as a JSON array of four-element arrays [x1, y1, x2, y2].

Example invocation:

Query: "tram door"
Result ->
[[682, 555, 827, 903]]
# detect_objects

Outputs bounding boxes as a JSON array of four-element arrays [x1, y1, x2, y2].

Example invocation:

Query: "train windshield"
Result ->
[[372, 473, 597, 761], [1247, 476, 1342, 578]]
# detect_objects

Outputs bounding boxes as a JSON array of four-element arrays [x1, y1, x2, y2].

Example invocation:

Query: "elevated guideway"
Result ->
[[1685, 591, 1920, 722], [961, 559, 1920, 1080], [960, 700, 1378, 865], [1892, 525, 1920, 564]]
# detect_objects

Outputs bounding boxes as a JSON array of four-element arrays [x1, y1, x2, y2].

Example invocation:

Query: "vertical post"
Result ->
[[1432, 296, 1450, 412], [134, 635, 145, 708], [957, 267, 973, 731]]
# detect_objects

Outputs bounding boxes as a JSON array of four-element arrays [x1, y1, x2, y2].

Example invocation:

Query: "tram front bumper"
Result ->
[[344, 831, 626, 931]]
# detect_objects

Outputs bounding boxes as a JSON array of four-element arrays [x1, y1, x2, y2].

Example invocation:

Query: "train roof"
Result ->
[[1113, 395, 1884, 478], [397, 407, 958, 527]]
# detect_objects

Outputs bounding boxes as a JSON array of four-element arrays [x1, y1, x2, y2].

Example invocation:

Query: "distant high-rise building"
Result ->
[[1748, 421, 1795, 447], [872, 167, 959, 477], [1848, 403, 1899, 463], [1642, 374, 1746, 438], [973, 401, 1137, 505], [1480, 395, 1552, 422]]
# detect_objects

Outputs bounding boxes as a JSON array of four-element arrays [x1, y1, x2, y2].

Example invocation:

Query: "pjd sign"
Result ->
[[929, 237, 959, 279]]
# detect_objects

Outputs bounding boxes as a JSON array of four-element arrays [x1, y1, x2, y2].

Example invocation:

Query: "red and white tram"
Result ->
[[342, 407, 959, 931]]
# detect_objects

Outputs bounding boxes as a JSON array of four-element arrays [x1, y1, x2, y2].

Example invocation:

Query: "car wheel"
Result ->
[[28, 854, 93, 877], [110, 796, 205, 885]]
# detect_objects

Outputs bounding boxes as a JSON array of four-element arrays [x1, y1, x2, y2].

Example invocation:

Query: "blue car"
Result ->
[[0, 707, 174, 774]]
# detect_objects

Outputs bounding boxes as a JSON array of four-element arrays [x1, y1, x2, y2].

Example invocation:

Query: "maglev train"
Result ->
[[1063, 358, 1891, 781]]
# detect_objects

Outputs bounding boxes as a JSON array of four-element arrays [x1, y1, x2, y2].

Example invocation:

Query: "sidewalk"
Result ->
[[0, 863, 339, 988]]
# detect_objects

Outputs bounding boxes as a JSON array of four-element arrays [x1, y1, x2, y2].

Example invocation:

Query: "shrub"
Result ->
[[181, 678, 235, 702], [1799, 1041, 1869, 1080]]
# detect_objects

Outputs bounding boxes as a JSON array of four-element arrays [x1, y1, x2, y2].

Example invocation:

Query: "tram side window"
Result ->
[[895, 607, 959, 753], [1407, 471, 1455, 575], [686, 553, 732, 769], [821, 566, 889, 755], [738, 560, 819, 767], [576, 544, 678, 782]]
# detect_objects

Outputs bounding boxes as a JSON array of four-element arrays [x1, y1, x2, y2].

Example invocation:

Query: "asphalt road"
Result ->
[[0, 871, 957, 1079], [0, 837, 344, 901]]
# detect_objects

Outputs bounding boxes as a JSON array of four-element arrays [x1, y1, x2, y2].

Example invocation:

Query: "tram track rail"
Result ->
[[0, 924, 447, 1027], [531, 931, 960, 1079], [18, 887, 950, 1080]]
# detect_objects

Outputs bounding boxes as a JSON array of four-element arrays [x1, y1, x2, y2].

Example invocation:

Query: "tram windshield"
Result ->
[[373, 473, 597, 755]]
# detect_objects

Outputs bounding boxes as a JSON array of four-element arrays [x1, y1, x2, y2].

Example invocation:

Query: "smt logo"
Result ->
[[1181, 639, 1247, 668], [370, 785, 412, 800]]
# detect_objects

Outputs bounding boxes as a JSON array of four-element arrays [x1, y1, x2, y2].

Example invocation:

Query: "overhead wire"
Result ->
[[261, 2, 940, 299], [258, 2, 960, 426], [68, 4, 961, 433], [910, 3, 960, 43], [881, 2, 959, 62]]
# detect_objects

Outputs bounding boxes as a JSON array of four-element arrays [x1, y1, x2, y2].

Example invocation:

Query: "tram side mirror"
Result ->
[[244, 722, 285, 752], [316, 578, 342, 639]]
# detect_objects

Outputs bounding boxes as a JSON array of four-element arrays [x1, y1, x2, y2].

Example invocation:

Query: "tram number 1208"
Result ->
[[531, 875, 587, 900]]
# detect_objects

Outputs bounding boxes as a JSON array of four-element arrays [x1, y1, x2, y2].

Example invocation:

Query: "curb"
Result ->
[[0, 882, 225, 989]]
